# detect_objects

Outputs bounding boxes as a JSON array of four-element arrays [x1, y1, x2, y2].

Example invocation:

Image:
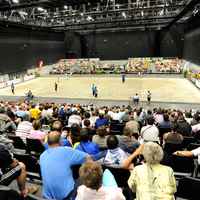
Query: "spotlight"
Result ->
[[12, 0, 19, 3], [87, 15, 93, 21], [37, 7, 44, 12], [122, 12, 126, 18]]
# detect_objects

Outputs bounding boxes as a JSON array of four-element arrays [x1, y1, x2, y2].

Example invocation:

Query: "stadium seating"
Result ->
[[26, 138, 45, 156], [0, 186, 21, 200], [0, 186, 45, 200], [176, 177, 200, 200], [7, 135, 27, 151]]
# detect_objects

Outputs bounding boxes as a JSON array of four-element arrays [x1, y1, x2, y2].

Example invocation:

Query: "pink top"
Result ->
[[29, 130, 46, 140], [75, 185, 125, 200]]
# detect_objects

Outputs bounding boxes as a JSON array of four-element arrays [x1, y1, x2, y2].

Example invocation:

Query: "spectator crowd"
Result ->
[[0, 100, 200, 200]]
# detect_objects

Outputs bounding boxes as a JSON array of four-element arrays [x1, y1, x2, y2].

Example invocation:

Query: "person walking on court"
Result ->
[[94, 86, 98, 98], [122, 73, 126, 83], [11, 82, 15, 95], [92, 84, 95, 97], [133, 93, 139, 106], [55, 81, 58, 92], [147, 91, 151, 105]]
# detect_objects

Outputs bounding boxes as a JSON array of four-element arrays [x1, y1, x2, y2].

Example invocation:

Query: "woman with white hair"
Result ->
[[127, 142, 176, 200]]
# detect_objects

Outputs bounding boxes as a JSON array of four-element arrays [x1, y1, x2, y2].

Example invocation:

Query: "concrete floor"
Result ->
[[1, 76, 200, 104]]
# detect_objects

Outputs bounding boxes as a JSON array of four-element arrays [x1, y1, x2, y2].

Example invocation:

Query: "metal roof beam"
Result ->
[[166, 0, 199, 29], [0, 0, 50, 11]]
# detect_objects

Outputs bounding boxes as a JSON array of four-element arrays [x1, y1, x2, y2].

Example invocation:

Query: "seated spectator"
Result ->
[[68, 110, 82, 127], [41, 104, 53, 124], [184, 111, 193, 125], [158, 113, 171, 129], [44, 120, 72, 148], [117, 127, 140, 153], [125, 115, 139, 134], [92, 126, 108, 149], [29, 104, 41, 120], [140, 117, 159, 143], [89, 110, 99, 128], [70, 123, 81, 148], [163, 123, 183, 145], [192, 121, 200, 134], [0, 107, 16, 134], [15, 105, 29, 121], [128, 142, 176, 200], [98, 135, 129, 168], [95, 113, 109, 129], [29, 120, 46, 141], [76, 128, 100, 156], [58, 105, 66, 122], [15, 118, 33, 142], [82, 112, 91, 128], [121, 109, 130, 122], [153, 108, 164, 124], [76, 161, 125, 200], [83, 119, 91, 129], [191, 112, 200, 126], [0, 144, 38, 197], [177, 115, 192, 136], [40, 131, 91, 200]]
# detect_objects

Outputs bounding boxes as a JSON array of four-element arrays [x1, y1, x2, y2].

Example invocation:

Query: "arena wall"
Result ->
[[0, 25, 65, 74], [183, 27, 200, 65]]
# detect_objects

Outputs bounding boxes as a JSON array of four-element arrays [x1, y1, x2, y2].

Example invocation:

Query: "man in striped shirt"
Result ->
[[15, 119, 33, 143]]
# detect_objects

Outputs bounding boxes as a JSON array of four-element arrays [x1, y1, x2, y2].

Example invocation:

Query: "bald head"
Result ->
[[48, 131, 60, 146]]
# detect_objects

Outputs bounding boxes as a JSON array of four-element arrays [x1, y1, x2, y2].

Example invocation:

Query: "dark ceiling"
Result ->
[[0, 0, 199, 31]]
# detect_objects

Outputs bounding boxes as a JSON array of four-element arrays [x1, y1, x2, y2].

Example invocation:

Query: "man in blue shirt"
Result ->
[[40, 131, 90, 200], [95, 114, 109, 129], [75, 128, 100, 156]]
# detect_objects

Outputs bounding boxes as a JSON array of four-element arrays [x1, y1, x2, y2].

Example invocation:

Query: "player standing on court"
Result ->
[[11, 82, 15, 95], [147, 90, 151, 105], [55, 81, 58, 92], [122, 73, 126, 83], [92, 83, 95, 97]]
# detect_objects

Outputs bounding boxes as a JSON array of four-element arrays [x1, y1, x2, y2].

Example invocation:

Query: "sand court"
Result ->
[[0, 76, 200, 103]]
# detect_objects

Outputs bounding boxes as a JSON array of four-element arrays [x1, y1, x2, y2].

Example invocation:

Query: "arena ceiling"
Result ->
[[0, 0, 199, 31]]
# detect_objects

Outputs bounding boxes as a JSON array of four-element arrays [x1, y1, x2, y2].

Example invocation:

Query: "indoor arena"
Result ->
[[0, 0, 200, 200]]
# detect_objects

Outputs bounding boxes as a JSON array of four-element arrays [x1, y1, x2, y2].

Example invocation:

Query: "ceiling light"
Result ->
[[64, 5, 68, 9], [87, 15, 93, 21], [37, 7, 44, 12], [122, 12, 126, 18], [12, 0, 19, 3], [116, 4, 120, 9]]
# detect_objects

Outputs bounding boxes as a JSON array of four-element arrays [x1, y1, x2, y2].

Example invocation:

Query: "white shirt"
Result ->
[[192, 123, 200, 133], [140, 124, 159, 142], [68, 114, 82, 127], [154, 114, 164, 124], [41, 109, 53, 118], [89, 116, 98, 127], [192, 147, 200, 164], [133, 95, 139, 100]]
